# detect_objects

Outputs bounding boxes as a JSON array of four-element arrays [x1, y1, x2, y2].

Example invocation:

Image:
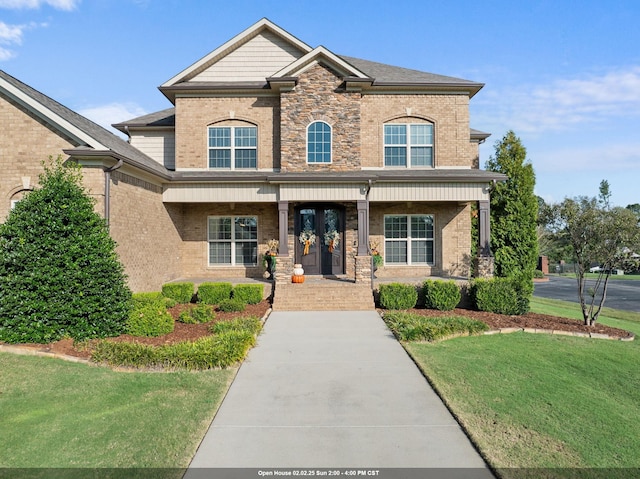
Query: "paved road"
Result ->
[[186, 311, 493, 478], [534, 275, 640, 313]]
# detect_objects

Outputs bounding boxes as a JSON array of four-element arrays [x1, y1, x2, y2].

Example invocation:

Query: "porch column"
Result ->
[[478, 200, 491, 256], [278, 200, 289, 256], [356, 199, 369, 256], [476, 199, 495, 278]]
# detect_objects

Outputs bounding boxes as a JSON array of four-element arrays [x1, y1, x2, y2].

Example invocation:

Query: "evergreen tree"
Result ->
[[485, 130, 538, 279], [0, 157, 131, 343]]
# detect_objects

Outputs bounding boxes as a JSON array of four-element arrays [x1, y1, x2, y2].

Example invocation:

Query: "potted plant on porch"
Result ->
[[263, 239, 279, 279]]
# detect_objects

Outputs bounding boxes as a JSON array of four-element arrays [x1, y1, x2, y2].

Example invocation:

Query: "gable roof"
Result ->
[[159, 18, 484, 101], [161, 18, 312, 88], [0, 69, 170, 178]]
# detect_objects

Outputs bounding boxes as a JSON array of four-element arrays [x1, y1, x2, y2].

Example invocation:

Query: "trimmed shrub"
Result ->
[[232, 284, 263, 305], [423, 280, 461, 311], [126, 304, 174, 337], [178, 304, 216, 324], [162, 282, 194, 304], [383, 311, 488, 342], [472, 276, 533, 315], [0, 158, 131, 343], [211, 316, 262, 335], [198, 282, 233, 305], [534, 269, 545, 279], [131, 292, 164, 309], [218, 298, 247, 313], [378, 283, 418, 310], [91, 330, 258, 370]]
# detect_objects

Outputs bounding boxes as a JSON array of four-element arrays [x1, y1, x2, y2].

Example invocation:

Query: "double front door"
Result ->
[[296, 205, 344, 275]]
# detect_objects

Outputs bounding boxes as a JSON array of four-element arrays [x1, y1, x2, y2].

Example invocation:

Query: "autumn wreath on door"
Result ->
[[324, 230, 340, 253], [299, 230, 316, 255]]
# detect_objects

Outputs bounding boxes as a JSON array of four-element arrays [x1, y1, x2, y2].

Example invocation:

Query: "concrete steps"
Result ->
[[272, 280, 375, 311]]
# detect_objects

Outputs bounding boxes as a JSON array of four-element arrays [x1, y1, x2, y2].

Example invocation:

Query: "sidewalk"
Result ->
[[185, 311, 493, 477]]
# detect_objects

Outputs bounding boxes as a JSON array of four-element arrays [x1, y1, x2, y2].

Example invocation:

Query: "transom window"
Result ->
[[384, 123, 433, 167], [208, 216, 258, 266], [307, 121, 332, 163], [384, 215, 434, 265], [208, 126, 257, 169]]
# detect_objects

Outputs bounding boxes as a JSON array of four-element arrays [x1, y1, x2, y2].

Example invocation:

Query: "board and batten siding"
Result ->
[[369, 182, 489, 202], [162, 182, 489, 203], [163, 182, 278, 203], [191, 31, 305, 83], [130, 132, 176, 170]]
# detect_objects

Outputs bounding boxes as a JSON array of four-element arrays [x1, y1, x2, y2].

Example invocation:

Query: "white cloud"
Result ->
[[475, 66, 640, 134], [79, 102, 147, 136], [529, 142, 640, 176], [0, 46, 15, 60], [0, 0, 80, 10], [0, 20, 43, 60]]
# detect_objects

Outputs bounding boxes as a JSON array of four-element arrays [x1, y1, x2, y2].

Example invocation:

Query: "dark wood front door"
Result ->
[[296, 205, 344, 275]]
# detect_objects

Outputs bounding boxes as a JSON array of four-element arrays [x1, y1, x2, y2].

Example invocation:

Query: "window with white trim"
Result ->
[[384, 123, 433, 167], [208, 216, 258, 266], [208, 126, 257, 169], [384, 215, 434, 264], [307, 121, 332, 163]]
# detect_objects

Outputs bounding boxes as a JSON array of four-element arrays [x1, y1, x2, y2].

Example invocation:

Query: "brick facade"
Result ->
[[0, 92, 77, 222], [175, 96, 279, 170]]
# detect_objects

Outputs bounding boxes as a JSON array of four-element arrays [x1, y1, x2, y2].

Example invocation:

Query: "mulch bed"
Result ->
[[397, 307, 633, 340], [1, 301, 633, 361], [1, 301, 271, 361]]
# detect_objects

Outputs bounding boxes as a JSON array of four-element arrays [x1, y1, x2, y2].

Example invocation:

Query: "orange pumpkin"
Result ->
[[292, 274, 305, 283]]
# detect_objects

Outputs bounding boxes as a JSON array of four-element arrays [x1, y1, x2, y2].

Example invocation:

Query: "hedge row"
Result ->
[[378, 277, 532, 315], [159, 282, 264, 306]]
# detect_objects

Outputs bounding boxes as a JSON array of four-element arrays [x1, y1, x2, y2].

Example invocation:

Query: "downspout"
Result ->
[[103, 159, 123, 229]]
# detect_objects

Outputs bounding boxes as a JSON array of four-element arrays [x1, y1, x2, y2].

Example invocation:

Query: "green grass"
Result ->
[[0, 353, 234, 471], [405, 299, 640, 475]]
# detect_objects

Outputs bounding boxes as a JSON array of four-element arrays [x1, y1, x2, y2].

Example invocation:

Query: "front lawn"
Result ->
[[405, 300, 640, 476], [0, 352, 234, 471]]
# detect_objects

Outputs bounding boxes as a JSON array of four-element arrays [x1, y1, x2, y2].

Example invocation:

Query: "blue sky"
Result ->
[[1, 0, 639, 207]]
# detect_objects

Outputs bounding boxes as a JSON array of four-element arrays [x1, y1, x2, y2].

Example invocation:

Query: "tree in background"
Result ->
[[0, 157, 131, 343], [485, 130, 539, 279], [547, 189, 640, 325]]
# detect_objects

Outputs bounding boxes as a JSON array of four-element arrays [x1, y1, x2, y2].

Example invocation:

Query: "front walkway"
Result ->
[[185, 311, 493, 476]]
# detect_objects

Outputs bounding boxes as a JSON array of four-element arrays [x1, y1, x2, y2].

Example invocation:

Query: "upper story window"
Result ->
[[208, 125, 257, 169], [307, 121, 332, 164], [384, 123, 433, 167]]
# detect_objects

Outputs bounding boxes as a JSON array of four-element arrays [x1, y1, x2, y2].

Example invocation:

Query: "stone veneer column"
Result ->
[[275, 255, 294, 285], [355, 255, 372, 285]]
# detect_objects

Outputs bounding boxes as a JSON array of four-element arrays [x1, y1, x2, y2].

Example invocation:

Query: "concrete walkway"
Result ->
[[186, 311, 493, 477]]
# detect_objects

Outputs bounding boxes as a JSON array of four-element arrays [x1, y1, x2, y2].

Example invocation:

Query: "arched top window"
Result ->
[[383, 121, 433, 168], [208, 121, 257, 169], [307, 121, 332, 164]]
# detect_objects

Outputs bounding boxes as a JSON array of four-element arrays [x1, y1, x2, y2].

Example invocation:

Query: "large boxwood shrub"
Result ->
[[0, 158, 131, 343], [162, 282, 194, 304], [198, 282, 233, 305], [378, 283, 418, 310], [423, 280, 461, 311], [472, 276, 533, 315], [232, 284, 263, 305]]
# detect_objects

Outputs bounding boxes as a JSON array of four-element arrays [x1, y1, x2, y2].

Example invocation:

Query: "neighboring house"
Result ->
[[0, 18, 506, 293]]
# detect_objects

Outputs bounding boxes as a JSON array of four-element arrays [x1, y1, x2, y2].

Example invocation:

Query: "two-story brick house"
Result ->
[[0, 18, 504, 298]]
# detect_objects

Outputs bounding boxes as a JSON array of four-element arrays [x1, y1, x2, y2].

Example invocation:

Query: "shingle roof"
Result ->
[[112, 108, 175, 132], [0, 69, 168, 177], [339, 55, 482, 87]]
